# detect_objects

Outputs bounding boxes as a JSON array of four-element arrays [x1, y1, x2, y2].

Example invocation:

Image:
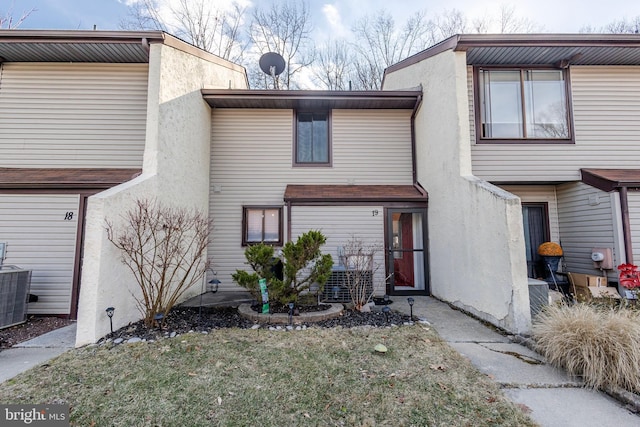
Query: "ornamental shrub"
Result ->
[[232, 230, 333, 305]]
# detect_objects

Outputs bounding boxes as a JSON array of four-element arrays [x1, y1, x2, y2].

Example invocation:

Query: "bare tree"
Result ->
[[351, 9, 431, 90], [429, 8, 468, 43], [0, 3, 36, 29], [120, 0, 247, 63], [495, 4, 541, 33], [312, 39, 354, 90], [580, 16, 640, 34], [106, 199, 210, 327], [248, 0, 315, 89], [443, 5, 541, 39]]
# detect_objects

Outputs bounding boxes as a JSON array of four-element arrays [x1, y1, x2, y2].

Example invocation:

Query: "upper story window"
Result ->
[[477, 68, 572, 143], [242, 206, 283, 246], [295, 111, 331, 165]]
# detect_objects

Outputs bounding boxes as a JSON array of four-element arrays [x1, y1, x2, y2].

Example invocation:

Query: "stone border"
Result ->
[[238, 303, 343, 324]]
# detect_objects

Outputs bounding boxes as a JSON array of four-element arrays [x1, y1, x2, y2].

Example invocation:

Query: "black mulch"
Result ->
[[100, 304, 412, 344]]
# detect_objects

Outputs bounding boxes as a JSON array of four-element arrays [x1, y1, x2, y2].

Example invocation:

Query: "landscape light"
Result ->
[[105, 307, 115, 334]]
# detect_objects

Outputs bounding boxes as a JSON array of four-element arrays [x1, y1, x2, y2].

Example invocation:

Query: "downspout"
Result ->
[[410, 88, 423, 184], [286, 200, 292, 243], [619, 186, 634, 264], [141, 37, 150, 54]]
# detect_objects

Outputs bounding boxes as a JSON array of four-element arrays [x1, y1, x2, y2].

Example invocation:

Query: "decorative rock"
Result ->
[[113, 338, 124, 345], [170, 332, 177, 338], [251, 324, 261, 330], [269, 326, 276, 331], [286, 325, 293, 331], [127, 337, 142, 344], [295, 326, 302, 331]]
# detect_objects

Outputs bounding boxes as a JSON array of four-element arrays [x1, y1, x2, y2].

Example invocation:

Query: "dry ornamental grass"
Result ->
[[533, 304, 640, 393]]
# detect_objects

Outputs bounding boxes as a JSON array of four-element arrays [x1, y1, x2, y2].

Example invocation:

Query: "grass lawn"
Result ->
[[0, 325, 536, 426]]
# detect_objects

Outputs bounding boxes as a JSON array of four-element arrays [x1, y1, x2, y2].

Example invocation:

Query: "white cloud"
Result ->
[[321, 3, 349, 38]]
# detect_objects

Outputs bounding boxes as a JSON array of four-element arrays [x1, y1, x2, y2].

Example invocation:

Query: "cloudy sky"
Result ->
[[10, 0, 640, 34]]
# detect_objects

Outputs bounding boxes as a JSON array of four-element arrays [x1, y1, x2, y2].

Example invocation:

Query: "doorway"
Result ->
[[386, 208, 428, 295], [522, 203, 550, 278]]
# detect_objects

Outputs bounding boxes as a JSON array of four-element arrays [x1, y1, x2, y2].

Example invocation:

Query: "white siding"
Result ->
[[629, 191, 640, 264], [291, 206, 386, 295], [556, 182, 617, 279], [209, 108, 413, 290], [0, 194, 79, 314], [500, 185, 560, 243], [470, 66, 640, 182], [0, 63, 148, 168]]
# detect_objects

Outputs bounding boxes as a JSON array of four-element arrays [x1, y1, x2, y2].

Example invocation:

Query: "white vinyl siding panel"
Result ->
[[291, 206, 386, 296], [556, 182, 616, 278], [500, 185, 560, 243], [0, 194, 79, 314], [470, 66, 640, 182], [0, 63, 148, 168], [209, 109, 412, 289], [629, 191, 640, 264]]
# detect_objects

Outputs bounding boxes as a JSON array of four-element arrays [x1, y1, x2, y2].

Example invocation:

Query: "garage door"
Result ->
[[0, 194, 79, 315]]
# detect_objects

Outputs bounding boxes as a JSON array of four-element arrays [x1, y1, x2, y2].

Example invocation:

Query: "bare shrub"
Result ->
[[343, 236, 383, 311], [106, 198, 209, 326], [533, 304, 640, 392]]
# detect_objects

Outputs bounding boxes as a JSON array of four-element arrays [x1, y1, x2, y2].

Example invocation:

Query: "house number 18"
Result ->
[[64, 212, 74, 220]]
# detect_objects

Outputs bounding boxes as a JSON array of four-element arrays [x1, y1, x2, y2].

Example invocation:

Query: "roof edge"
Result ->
[[0, 29, 166, 43]]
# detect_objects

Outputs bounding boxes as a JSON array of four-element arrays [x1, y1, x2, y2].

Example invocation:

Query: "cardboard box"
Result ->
[[587, 286, 621, 299], [587, 275, 607, 287], [568, 272, 621, 302]]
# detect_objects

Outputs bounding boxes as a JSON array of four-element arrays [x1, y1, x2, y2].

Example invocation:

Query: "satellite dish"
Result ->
[[259, 52, 286, 77]]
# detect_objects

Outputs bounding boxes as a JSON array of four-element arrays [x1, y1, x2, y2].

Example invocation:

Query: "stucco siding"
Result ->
[[0, 63, 148, 168], [556, 182, 617, 279], [0, 194, 79, 314], [470, 66, 640, 182], [384, 50, 530, 334], [208, 108, 413, 290], [629, 191, 640, 264], [76, 42, 248, 346]]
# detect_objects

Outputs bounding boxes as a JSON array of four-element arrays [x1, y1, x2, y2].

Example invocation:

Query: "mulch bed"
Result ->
[[100, 304, 412, 344], [0, 316, 74, 350]]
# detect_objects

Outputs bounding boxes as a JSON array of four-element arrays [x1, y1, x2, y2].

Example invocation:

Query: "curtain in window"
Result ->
[[297, 112, 328, 162]]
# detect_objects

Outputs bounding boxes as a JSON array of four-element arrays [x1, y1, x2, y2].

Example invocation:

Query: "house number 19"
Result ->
[[64, 212, 74, 221]]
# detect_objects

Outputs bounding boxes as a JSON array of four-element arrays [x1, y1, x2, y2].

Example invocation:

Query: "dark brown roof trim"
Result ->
[[0, 168, 141, 190], [384, 33, 640, 77], [202, 89, 422, 109], [0, 30, 245, 72], [0, 29, 166, 44], [284, 184, 428, 205], [384, 36, 460, 76], [453, 33, 640, 50], [581, 168, 640, 192]]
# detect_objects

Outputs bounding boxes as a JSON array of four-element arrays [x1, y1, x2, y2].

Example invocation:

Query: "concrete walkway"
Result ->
[[0, 323, 76, 383], [392, 296, 640, 427]]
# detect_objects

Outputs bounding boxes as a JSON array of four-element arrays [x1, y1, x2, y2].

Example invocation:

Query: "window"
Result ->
[[295, 111, 330, 165], [478, 68, 571, 142], [242, 206, 283, 246]]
